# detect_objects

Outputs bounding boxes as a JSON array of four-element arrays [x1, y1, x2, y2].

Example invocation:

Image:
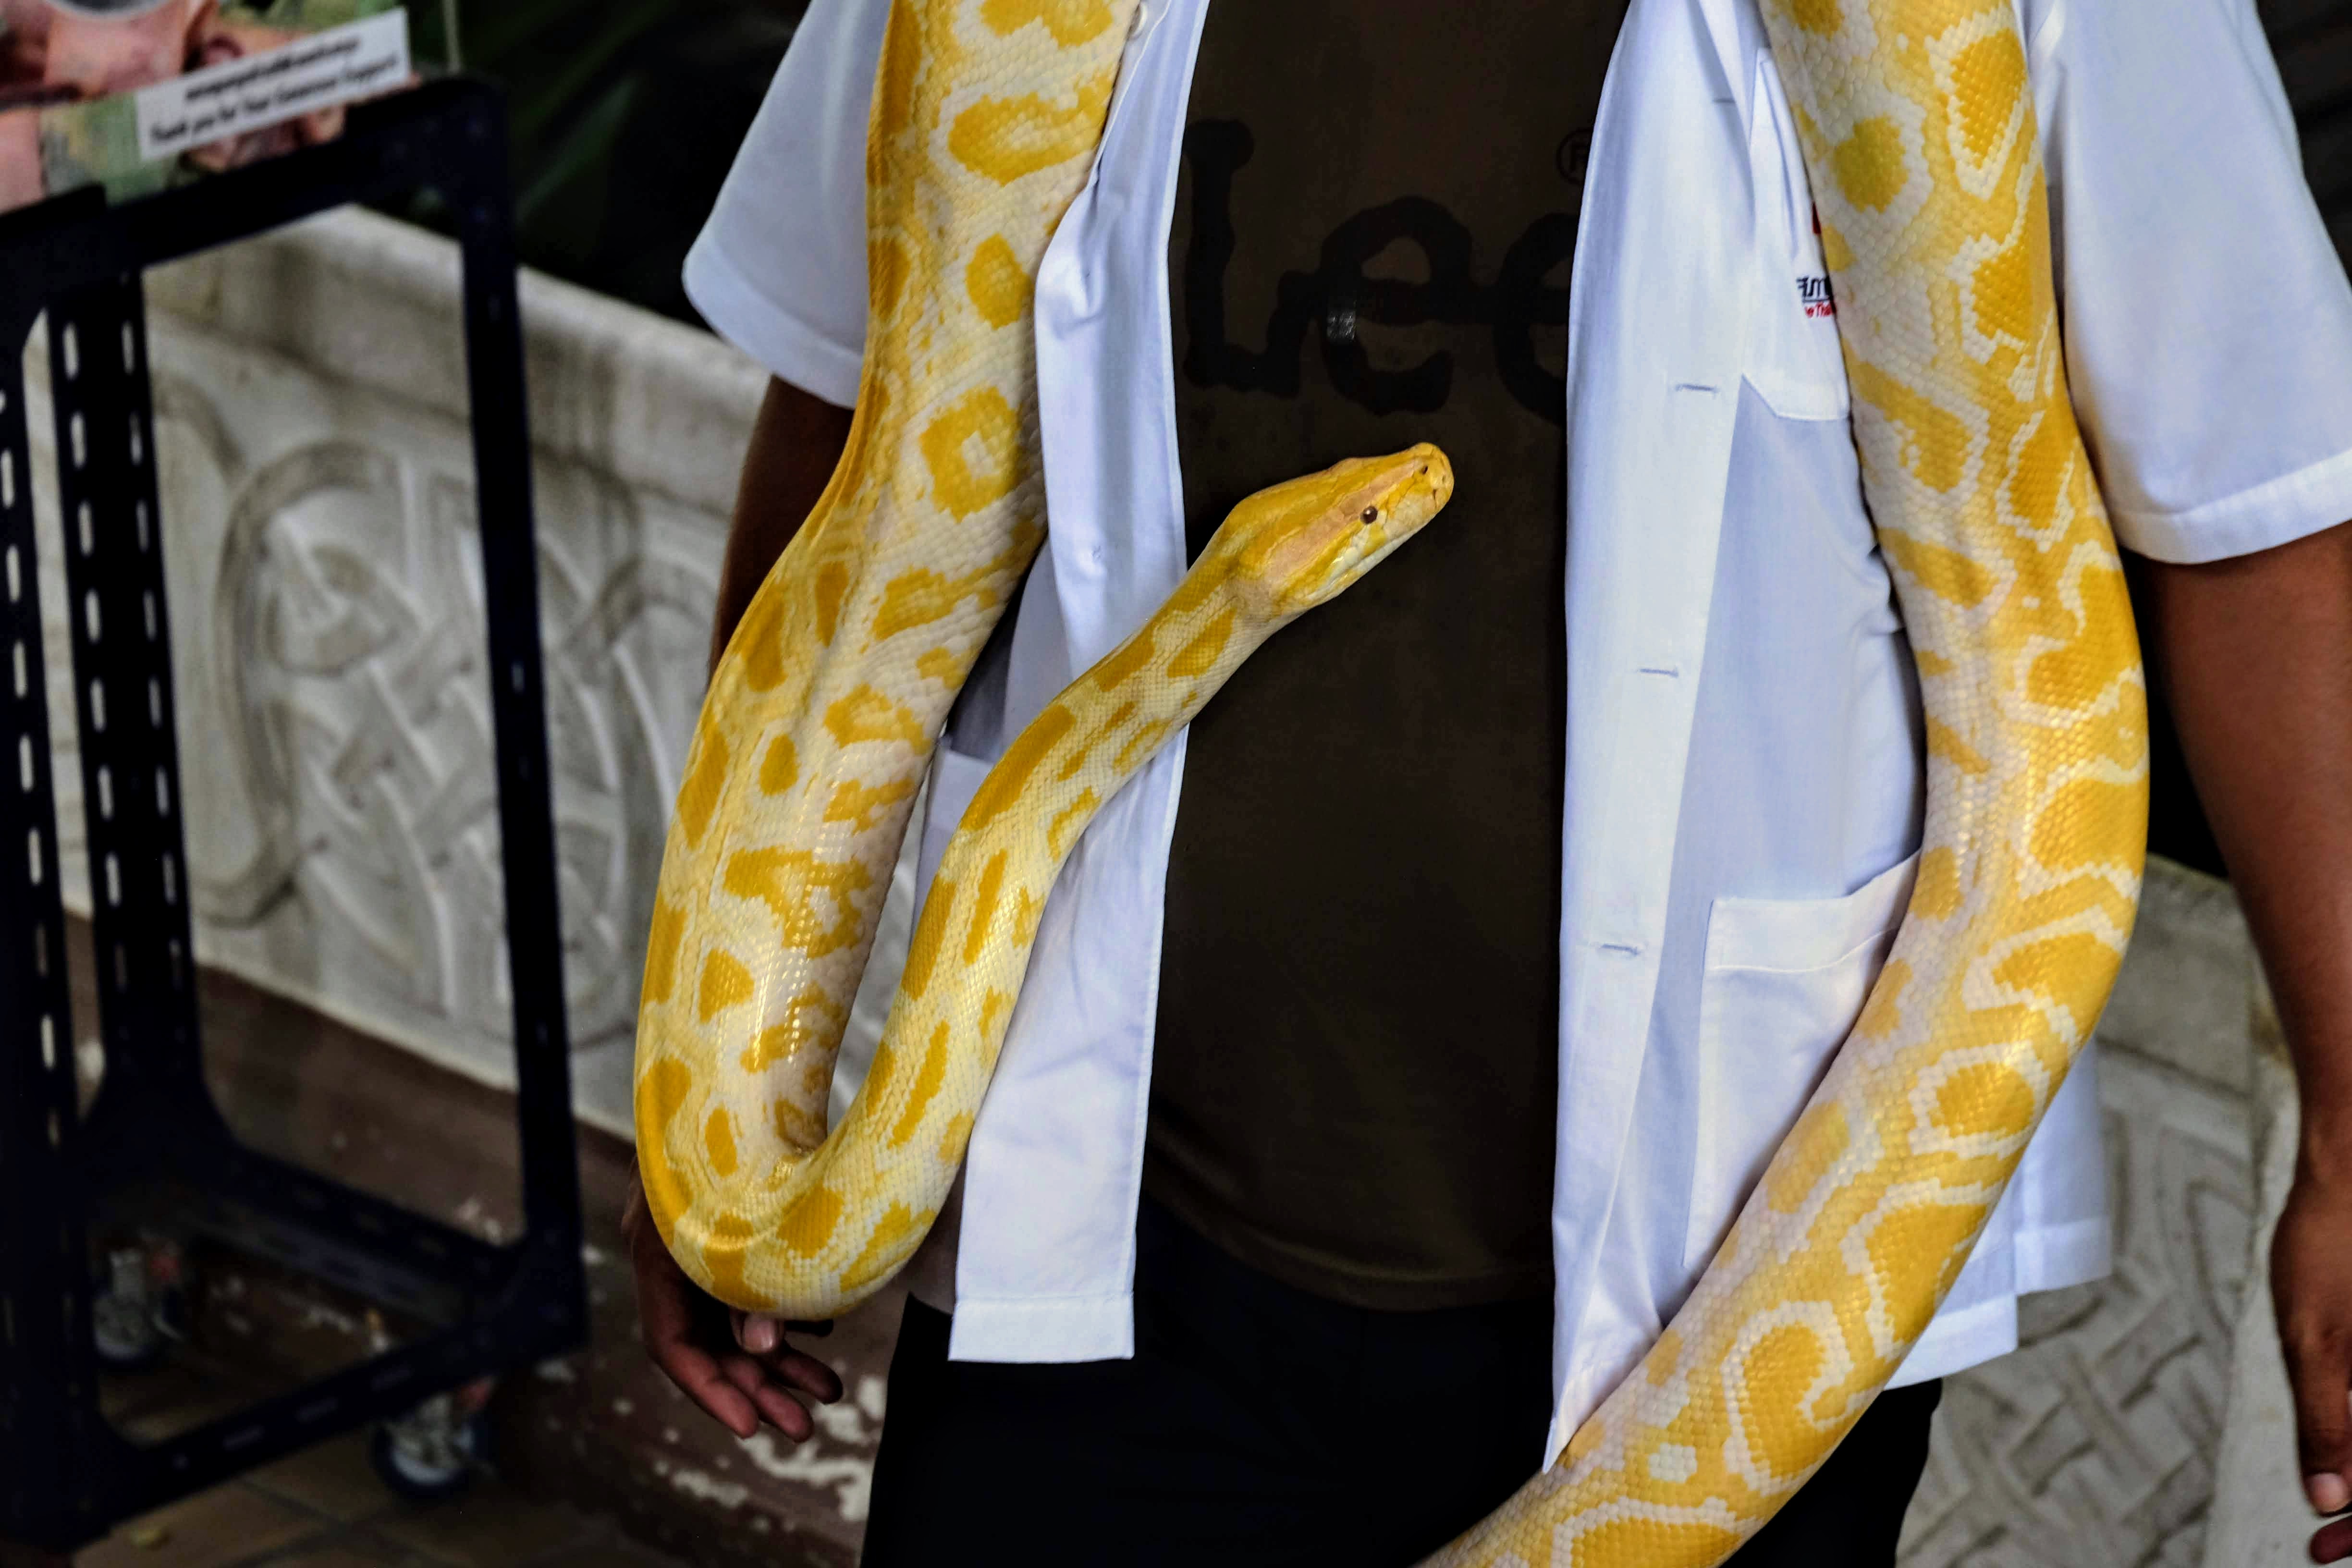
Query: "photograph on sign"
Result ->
[[0, 0, 413, 214]]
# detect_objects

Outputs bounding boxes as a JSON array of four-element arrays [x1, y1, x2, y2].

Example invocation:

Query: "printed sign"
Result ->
[[0, 1, 415, 216], [135, 10, 406, 160]]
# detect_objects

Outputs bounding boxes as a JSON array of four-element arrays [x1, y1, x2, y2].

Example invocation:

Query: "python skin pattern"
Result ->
[[1426, 0, 2149, 1560], [633, 0, 2150, 1561]]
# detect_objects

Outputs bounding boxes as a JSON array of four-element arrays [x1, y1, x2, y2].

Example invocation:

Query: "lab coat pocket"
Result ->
[[918, 745, 997, 905], [1682, 852, 1919, 1273], [1744, 51, 1851, 423]]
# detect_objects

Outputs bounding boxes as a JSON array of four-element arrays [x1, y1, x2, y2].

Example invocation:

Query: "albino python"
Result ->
[[634, 0, 2150, 1560]]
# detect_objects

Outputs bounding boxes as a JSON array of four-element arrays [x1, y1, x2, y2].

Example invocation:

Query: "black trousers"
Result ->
[[863, 1200, 1940, 1566]]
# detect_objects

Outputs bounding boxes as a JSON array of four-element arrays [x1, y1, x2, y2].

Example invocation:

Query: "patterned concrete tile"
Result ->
[[243, 1433, 398, 1527], [251, 1541, 413, 1568], [77, 1484, 323, 1568], [358, 1480, 598, 1568]]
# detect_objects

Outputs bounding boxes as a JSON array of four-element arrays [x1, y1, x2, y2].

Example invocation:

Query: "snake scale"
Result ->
[[632, 0, 2150, 1560]]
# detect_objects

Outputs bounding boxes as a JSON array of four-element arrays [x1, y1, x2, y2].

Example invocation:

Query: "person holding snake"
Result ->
[[624, 0, 2352, 1561]]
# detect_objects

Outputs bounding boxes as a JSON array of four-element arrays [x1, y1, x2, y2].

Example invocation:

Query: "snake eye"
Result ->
[[1360, 507, 1379, 525]]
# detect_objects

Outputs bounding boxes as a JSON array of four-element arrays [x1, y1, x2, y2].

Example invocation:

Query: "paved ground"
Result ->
[[74, 1432, 681, 1568], [37, 931, 899, 1568]]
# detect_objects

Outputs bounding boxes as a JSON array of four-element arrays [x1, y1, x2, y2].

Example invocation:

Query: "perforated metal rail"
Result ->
[[0, 79, 582, 1554]]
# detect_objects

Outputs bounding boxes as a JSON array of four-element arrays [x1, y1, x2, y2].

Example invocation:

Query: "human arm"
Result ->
[[627, 376, 855, 1442], [2132, 521, 2352, 1561], [705, 378, 858, 673]]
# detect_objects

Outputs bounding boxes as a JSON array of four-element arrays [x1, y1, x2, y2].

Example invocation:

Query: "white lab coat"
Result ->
[[684, 0, 2352, 1460]]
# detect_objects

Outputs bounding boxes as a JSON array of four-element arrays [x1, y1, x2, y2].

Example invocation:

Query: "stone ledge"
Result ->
[[143, 207, 771, 519]]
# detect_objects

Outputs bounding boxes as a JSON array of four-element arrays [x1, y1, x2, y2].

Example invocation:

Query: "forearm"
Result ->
[[708, 377, 857, 678], [2135, 520, 2352, 1173]]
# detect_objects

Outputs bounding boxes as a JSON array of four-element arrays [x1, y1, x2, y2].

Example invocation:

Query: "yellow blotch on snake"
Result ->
[[1912, 847, 1963, 921], [966, 234, 1031, 328], [2026, 590, 2139, 709], [1765, 1102, 1850, 1214], [1948, 30, 2029, 168], [1049, 790, 1098, 857], [871, 234, 911, 319], [723, 849, 873, 956], [1925, 717, 1991, 777], [1990, 932, 2124, 1015], [843, 1204, 923, 1291], [742, 987, 845, 1073], [889, 1021, 954, 1148], [642, 897, 684, 1005], [1864, 1201, 1991, 1330], [947, 74, 1115, 185], [1169, 608, 1237, 679], [2030, 778, 2148, 874], [978, 0, 1114, 44], [1732, 1322, 1835, 1481], [827, 777, 919, 832], [1968, 238, 2038, 359], [676, 731, 730, 847], [824, 686, 926, 748], [698, 951, 754, 1021], [758, 735, 800, 796], [900, 877, 953, 1000], [704, 1106, 739, 1178], [635, 1055, 694, 1232], [814, 561, 852, 647], [1931, 1060, 2038, 1143], [1850, 366, 1977, 496], [1854, 957, 1911, 1041], [962, 850, 1010, 965], [919, 387, 1024, 519], [1115, 719, 1172, 772], [1088, 626, 1158, 692], [779, 1184, 846, 1257], [875, 566, 997, 640], [1831, 117, 1910, 212], [964, 705, 1077, 828]]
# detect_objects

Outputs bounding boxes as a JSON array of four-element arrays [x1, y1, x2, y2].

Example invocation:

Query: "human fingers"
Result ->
[[729, 1310, 846, 1404], [2275, 1181, 2352, 1522], [629, 1186, 760, 1440], [718, 1352, 818, 1442]]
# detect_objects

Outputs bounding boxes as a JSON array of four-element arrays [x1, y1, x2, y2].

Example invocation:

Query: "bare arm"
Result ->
[[706, 377, 858, 676], [2134, 520, 2352, 1561], [626, 376, 854, 1442]]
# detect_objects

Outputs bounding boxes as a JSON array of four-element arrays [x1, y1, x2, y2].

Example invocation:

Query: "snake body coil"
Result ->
[[635, 0, 2150, 1560]]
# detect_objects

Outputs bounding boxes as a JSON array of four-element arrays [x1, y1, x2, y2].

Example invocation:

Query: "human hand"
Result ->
[[623, 1174, 843, 1441], [2272, 1159, 2352, 1562]]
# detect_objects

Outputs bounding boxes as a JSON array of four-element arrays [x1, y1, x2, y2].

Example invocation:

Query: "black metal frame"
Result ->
[[0, 78, 582, 1553]]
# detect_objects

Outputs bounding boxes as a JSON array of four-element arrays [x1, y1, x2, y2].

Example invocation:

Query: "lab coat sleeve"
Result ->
[[681, 0, 891, 407]]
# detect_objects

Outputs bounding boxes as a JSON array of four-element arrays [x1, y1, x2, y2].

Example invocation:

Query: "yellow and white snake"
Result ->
[[632, 0, 2150, 1560]]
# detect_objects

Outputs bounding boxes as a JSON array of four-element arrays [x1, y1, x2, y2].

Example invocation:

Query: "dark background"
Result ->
[[439, 0, 2352, 881], [402, 0, 809, 321]]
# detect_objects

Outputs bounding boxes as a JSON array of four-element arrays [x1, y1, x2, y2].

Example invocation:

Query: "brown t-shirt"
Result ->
[[1145, 0, 1626, 1309]]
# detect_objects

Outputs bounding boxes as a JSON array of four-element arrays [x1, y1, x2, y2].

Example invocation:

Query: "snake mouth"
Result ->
[[1273, 444, 1455, 612]]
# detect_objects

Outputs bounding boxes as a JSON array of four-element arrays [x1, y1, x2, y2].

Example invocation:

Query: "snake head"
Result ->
[[1220, 443, 1456, 620]]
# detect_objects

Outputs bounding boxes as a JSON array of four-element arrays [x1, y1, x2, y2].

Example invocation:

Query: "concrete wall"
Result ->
[[24, 208, 2314, 1560], [28, 207, 793, 1136]]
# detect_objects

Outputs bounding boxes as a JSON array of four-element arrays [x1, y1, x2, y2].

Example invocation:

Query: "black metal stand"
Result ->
[[0, 78, 582, 1553]]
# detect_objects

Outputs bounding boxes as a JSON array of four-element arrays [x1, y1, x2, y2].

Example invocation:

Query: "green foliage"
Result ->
[[217, 0, 407, 25]]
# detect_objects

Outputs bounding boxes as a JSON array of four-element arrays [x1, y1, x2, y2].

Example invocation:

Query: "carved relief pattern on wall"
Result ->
[[32, 317, 724, 1096], [1899, 1048, 2254, 1568]]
